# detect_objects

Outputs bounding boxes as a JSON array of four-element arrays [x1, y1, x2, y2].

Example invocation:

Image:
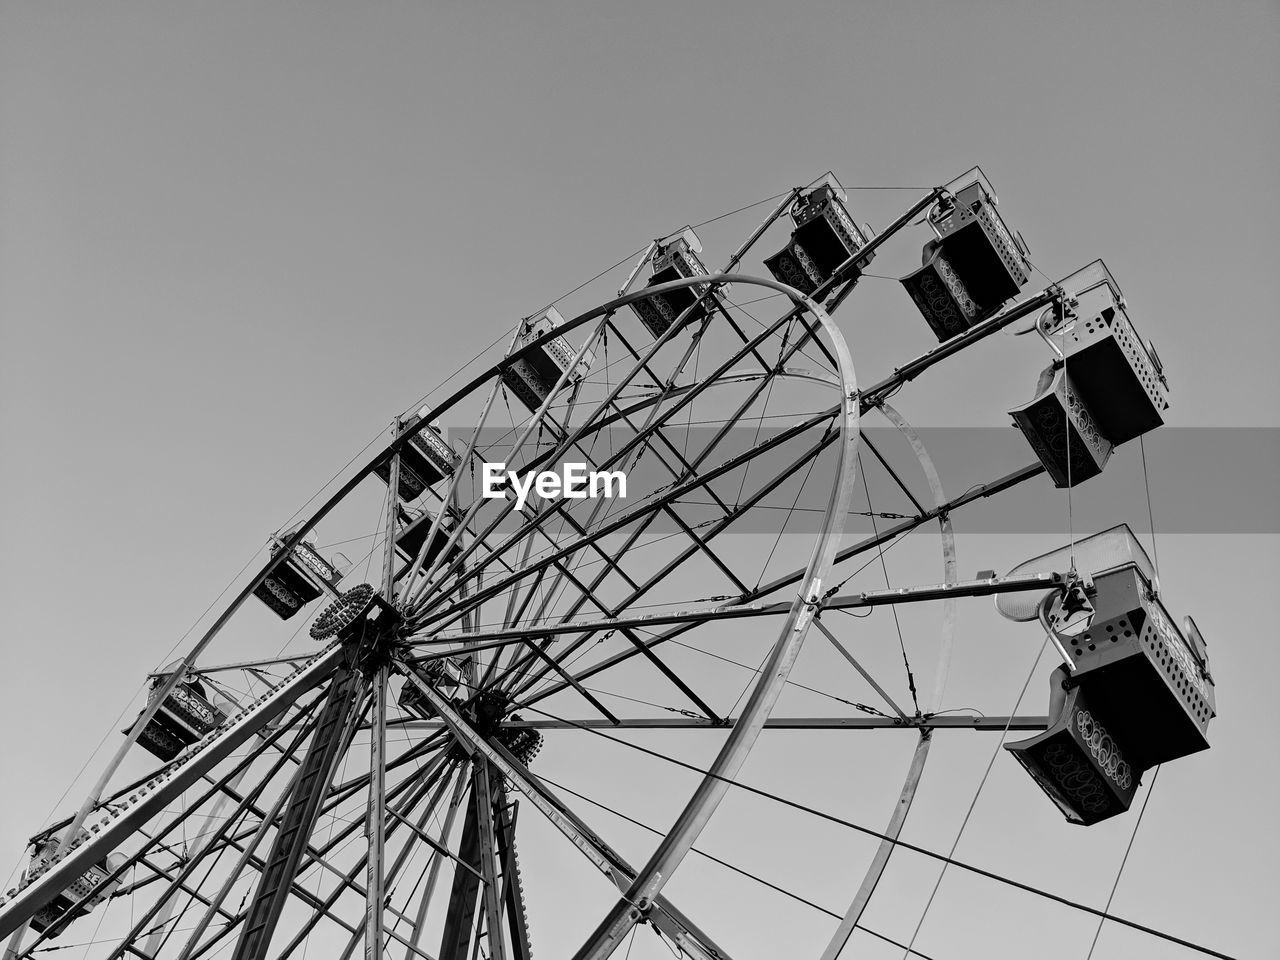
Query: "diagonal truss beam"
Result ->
[[230, 664, 361, 960], [93, 697, 327, 960], [416, 284, 1057, 654], [0, 647, 345, 942]]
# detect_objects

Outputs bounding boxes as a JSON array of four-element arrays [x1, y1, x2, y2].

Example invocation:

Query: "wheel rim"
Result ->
[[1, 179, 1146, 960]]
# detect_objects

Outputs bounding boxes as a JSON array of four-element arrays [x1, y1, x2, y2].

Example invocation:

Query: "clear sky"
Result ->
[[1, 2, 1277, 958]]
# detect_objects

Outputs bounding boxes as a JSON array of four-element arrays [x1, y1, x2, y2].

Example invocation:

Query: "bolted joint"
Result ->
[[626, 897, 653, 924], [794, 581, 824, 632]]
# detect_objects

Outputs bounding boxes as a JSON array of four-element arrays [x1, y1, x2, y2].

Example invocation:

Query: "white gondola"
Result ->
[[1011, 261, 1169, 487], [1001, 526, 1215, 824]]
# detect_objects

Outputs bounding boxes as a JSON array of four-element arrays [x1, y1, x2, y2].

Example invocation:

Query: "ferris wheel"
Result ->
[[0, 168, 1220, 960]]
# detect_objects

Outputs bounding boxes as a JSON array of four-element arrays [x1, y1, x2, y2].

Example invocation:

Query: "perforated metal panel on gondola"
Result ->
[[629, 228, 717, 338], [501, 306, 595, 411], [901, 179, 1031, 341], [764, 183, 873, 295], [1051, 567, 1214, 769], [1045, 262, 1169, 445], [1001, 526, 1215, 824], [23, 834, 124, 937], [1010, 261, 1169, 488]]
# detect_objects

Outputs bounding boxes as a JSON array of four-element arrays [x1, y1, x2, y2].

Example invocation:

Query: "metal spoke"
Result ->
[[572, 281, 859, 960], [419, 405, 839, 639], [520, 462, 1045, 708], [405, 277, 819, 621], [812, 619, 909, 721], [410, 572, 1064, 656], [392, 715, 1050, 731]]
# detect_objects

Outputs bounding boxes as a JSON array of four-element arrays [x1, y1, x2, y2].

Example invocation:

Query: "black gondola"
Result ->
[[502, 306, 594, 411], [373, 409, 461, 501], [252, 532, 343, 620], [901, 176, 1030, 340], [764, 180, 872, 294], [133, 669, 235, 761], [629, 228, 717, 338]]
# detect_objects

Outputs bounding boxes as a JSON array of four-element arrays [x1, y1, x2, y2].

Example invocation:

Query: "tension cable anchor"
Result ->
[[1058, 576, 1094, 620]]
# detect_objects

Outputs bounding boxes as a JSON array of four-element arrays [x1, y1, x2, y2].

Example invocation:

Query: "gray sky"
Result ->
[[1, 2, 1277, 958]]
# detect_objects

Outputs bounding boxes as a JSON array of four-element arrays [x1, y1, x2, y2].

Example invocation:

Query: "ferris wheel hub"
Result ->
[[308, 583, 401, 646]]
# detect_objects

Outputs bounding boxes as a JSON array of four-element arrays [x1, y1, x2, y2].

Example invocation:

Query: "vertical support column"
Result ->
[[230, 665, 360, 960], [366, 664, 389, 960], [474, 763, 508, 960], [494, 794, 532, 960]]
